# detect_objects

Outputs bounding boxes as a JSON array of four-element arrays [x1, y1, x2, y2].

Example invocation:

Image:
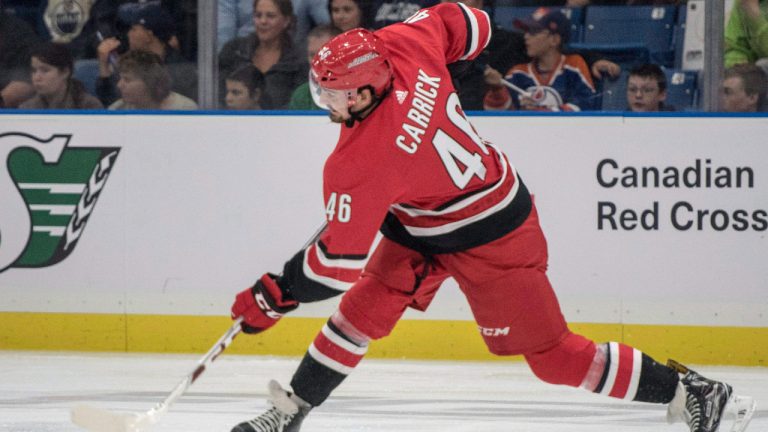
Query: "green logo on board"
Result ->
[[0, 133, 119, 273]]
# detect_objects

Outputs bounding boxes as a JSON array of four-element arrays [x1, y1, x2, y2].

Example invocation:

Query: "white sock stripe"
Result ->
[[308, 343, 354, 375], [623, 348, 643, 401], [599, 342, 620, 396], [321, 324, 369, 356]]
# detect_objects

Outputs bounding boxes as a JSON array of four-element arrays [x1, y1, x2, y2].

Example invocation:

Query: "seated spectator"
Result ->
[[218, 0, 255, 52], [96, 2, 198, 106], [225, 64, 267, 110], [19, 42, 103, 110], [484, 8, 597, 111], [370, 0, 439, 29], [288, 24, 341, 110], [108, 49, 197, 110], [721, 63, 768, 112], [329, 0, 371, 32], [219, 0, 306, 109], [725, 0, 768, 68], [0, 9, 40, 107], [626, 63, 673, 112], [293, 0, 331, 47]]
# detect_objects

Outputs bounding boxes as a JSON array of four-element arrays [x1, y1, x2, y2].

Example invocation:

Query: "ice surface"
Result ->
[[0, 351, 765, 432]]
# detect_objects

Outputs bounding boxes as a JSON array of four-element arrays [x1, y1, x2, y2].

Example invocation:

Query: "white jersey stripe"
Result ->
[[321, 324, 369, 356], [392, 148, 508, 217], [308, 343, 354, 375], [303, 253, 354, 291], [599, 342, 621, 396], [458, 2, 479, 60], [623, 348, 643, 401], [315, 243, 367, 270], [400, 164, 520, 237]]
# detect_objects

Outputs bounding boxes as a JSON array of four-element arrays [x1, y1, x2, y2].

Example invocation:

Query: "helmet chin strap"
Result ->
[[345, 82, 393, 127]]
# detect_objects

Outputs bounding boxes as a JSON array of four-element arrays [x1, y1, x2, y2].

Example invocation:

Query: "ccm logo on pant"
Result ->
[[478, 326, 510, 337]]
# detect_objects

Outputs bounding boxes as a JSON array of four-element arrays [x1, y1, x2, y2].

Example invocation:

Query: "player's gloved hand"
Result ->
[[231, 273, 298, 334]]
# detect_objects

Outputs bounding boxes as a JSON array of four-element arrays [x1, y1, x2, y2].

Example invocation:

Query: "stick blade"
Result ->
[[71, 404, 140, 432]]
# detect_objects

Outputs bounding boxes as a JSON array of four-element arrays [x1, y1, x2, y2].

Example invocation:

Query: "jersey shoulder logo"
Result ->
[[0, 132, 119, 273], [403, 10, 429, 24], [396, 90, 409, 104]]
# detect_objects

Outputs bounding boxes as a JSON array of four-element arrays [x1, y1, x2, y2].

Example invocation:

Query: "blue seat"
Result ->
[[581, 5, 678, 67], [73, 59, 100, 96], [599, 68, 698, 111], [492, 6, 584, 45]]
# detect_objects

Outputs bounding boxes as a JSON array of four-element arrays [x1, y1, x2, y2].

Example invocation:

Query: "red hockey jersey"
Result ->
[[282, 3, 532, 300]]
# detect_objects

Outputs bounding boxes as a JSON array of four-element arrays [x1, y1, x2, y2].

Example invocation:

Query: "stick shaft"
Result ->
[[146, 316, 244, 419], [500, 79, 532, 98]]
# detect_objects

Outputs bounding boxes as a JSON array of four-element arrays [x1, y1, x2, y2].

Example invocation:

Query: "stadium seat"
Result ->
[[492, 6, 583, 45], [581, 6, 678, 67], [73, 59, 100, 96], [598, 68, 698, 111]]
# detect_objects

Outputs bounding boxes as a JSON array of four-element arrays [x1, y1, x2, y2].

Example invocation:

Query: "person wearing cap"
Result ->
[[95, 2, 198, 107], [483, 7, 597, 111]]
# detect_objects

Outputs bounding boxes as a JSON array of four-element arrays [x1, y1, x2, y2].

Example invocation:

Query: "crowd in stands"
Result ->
[[1, 0, 766, 112]]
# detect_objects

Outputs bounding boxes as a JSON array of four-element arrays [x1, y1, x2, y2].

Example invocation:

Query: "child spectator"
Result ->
[[626, 63, 673, 112], [288, 24, 341, 110], [225, 64, 267, 110], [721, 63, 768, 112], [19, 42, 103, 109], [484, 8, 597, 111], [108, 49, 197, 110]]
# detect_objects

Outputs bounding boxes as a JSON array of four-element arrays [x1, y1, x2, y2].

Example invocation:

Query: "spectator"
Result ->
[[293, 0, 331, 47], [218, 0, 255, 52], [725, 0, 768, 68], [721, 63, 768, 112], [288, 24, 341, 110], [626, 63, 673, 112], [225, 64, 267, 110], [329, 0, 370, 32], [370, 0, 439, 29], [442, 0, 617, 110], [219, 0, 306, 109], [0, 9, 41, 107], [108, 49, 197, 110], [484, 8, 597, 111], [95, 2, 198, 106], [19, 42, 103, 110]]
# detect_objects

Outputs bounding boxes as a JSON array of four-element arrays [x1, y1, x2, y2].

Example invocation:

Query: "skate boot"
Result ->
[[666, 360, 755, 432], [231, 380, 311, 432]]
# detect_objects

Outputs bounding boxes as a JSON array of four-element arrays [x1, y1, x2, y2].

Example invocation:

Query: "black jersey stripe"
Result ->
[[380, 177, 532, 255]]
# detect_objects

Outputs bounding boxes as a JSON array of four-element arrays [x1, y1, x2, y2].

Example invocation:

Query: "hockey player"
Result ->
[[229, 3, 756, 432]]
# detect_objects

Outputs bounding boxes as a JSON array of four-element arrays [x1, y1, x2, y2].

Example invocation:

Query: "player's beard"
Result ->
[[328, 110, 346, 123]]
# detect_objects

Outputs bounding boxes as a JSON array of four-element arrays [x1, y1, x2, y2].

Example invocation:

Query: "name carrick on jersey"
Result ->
[[282, 3, 532, 300]]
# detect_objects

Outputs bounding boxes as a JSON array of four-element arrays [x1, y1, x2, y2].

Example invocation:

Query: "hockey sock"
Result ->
[[580, 342, 679, 404], [290, 312, 369, 407]]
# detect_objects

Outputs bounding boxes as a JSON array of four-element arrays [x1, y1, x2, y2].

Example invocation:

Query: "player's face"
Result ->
[[627, 75, 666, 112]]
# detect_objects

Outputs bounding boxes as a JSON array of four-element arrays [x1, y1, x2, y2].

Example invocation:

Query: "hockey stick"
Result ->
[[71, 316, 244, 432]]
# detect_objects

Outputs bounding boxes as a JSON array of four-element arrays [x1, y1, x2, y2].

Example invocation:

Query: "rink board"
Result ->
[[0, 113, 766, 364]]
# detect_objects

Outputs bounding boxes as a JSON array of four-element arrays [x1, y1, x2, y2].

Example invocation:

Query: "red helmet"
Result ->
[[310, 28, 393, 97]]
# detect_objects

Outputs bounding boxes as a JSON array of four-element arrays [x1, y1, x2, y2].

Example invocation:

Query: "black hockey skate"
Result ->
[[666, 360, 755, 432], [231, 380, 311, 432]]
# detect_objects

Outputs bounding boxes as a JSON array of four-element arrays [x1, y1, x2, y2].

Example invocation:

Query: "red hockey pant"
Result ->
[[338, 204, 596, 386]]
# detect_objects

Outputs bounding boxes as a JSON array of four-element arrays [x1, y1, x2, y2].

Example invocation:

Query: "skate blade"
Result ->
[[724, 394, 756, 432]]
